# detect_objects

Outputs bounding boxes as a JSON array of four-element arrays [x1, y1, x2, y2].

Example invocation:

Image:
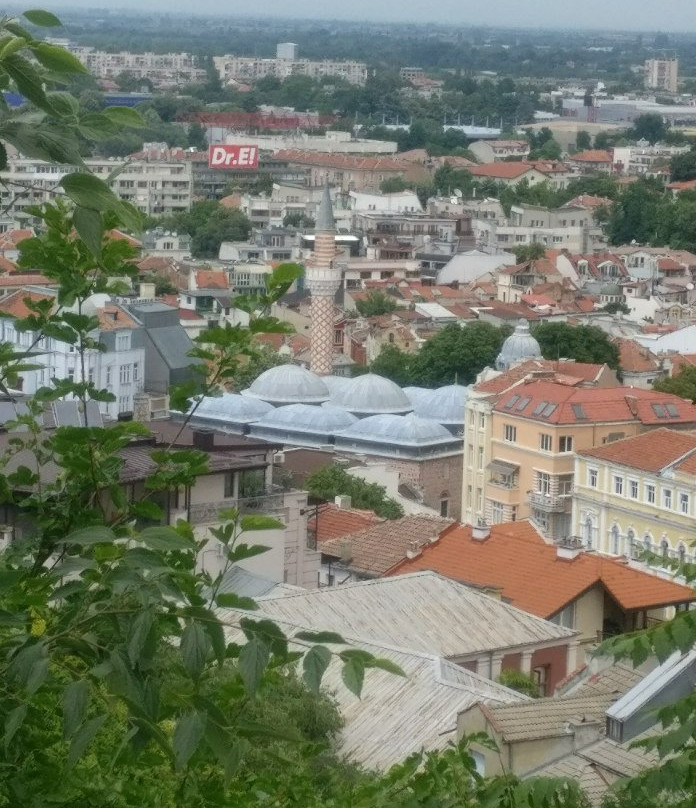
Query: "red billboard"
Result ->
[[208, 144, 259, 169]]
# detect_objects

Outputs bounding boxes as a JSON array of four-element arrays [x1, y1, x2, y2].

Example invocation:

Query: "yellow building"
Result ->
[[486, 382, 696, 540], [574, 428, 696, 560], [461, 359, 618, 526]]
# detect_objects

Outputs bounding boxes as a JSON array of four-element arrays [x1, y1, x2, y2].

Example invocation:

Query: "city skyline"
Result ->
[[31, 0, 696, 32]]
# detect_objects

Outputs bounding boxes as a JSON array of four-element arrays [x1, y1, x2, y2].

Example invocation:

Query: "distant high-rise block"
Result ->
[[277, 42, 299, 61], [644, 58, 678, 94]]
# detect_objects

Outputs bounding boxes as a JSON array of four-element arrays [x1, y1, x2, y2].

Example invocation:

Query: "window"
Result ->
[[477, 446, 484, 468], [583, 516, 594, 549], [613, 475, 623, 496], [643, 533, 652, 553], [550, 602, 575, 629], [478, 412, 486, 429], [588, 468, 598, 488], [476, 487, 482, 511], [116, 334, 130, 351], [105, 366, 112, 386], [627, 528, 636, 557], [611, 524, 620, 555], [490, 501, 504, 524], [537, 472, 551, 495], [467, 446, 474, 467], [661, 538, 670, 559], [119, 364, 131, 385], [558, 475, 573, 496], [133, 362, 139, 382], [440, 499, 449, 517], [224, 472, 235, 499], [680, 492, 690, 515], [539, 433, 552, 452], [504, 424, 516, 443], [663, 488, 673, 509], [646, 483, 656, 504], [629, 479, 639, 500], [559, 435, 573, 453]]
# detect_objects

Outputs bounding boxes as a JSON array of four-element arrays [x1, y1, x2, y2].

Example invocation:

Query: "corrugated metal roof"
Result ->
[[240, 571, 575, 658]]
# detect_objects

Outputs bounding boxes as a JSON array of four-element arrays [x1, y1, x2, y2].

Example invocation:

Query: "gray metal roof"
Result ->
[[242, 364, 330, 405], [330, 373, 412, 415], [412, 384, 470, 425], [253, 403, 357, 432], [315, 183, 335, 232], [246, 571, 575, 658], [496, 318, 542, 370], [190, 393, 274, 424], [215, 567, 303, 599], [148, 325, 196, 370], [336, 413, 454, 446]]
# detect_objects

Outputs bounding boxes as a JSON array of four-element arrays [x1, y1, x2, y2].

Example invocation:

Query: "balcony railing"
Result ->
[[528, 491, 572, 512], [185, 490, 286, 525]]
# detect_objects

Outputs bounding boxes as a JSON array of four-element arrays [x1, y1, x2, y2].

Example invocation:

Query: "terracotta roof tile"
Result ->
[[388, 520, 696, 616], [569, 150, 613, 163], [0, 289, 54, 318], [614, 338, 661, 373], [0, 274, 53, 287], [0, 256, 17, 274], [195, 270, 229, 290], [275, 149, 409, 172], [308, 502, 382, 543], [96, 306, 139, 331], [579, 428, 696, 473], [492, 380, 696, 425], [321, 515, 453, 576], [474, 359, 607, 394]]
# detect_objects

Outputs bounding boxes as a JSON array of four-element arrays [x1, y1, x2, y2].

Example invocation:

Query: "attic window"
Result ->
[[504, 395, 520, 410], [541, 403, 557, 418], [572, 403, 588, 420], [665, 403, 679, 418], [515, 396, 531, 411], [532, 401, 548, 416], [652, 403, 668, 419]]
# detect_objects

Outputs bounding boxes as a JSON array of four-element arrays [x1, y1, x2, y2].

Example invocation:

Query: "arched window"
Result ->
[[661, 538, 670, 560], [627, 528, 636, 558], [643, 533, 652, 554], [584, 516, 593, 549], [678, 543, 687, 564], [611, 525, 620, 556]]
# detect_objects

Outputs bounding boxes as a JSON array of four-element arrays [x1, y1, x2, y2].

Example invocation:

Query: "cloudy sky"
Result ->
[[36, 0, 696, 31]]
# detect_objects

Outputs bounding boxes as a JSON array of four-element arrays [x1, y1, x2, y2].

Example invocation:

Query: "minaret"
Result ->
[[305, 185, 339, 376]]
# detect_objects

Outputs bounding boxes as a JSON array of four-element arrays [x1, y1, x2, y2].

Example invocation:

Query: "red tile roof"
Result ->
[[563, 195, 613, 210], [106, 229, 142, 248], [195, 270, 229, 290], [308, 502, 381, 543], [0, 256, 17, 274], [614, 338, 661, 374], [0, 274, 53, 287], [569, 149, 613, 163], [493, 379, 696, 425], [0, 289, 53, 319], [275, 149, 409, 172], [579, 428, 696, 473], [96, 306, 139, 331], [667, 179, 696, 192], [0, 229, 34, 249], [474, 359, 609, 395], [389, 520, 696, 616]]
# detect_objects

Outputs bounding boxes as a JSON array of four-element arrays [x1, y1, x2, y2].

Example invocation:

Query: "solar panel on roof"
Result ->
[[53, 401, 81, 427], [665, 403, 679, 418], [84, 400, 103, 427], [542, 403, 557, 418], [532, 401, 548, 416], [515, 396, 531, 411], [504, 394, 520, 410]]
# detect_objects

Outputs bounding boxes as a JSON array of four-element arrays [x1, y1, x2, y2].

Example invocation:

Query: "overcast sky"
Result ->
[[35, 0, 696, 32]]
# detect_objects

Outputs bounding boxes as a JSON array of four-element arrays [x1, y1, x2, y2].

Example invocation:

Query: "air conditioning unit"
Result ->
[[273, 451, 286, 464]]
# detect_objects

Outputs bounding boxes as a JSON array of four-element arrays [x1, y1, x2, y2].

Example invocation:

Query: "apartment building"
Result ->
[[485, 381, 696, 540], [644, 58, 678, 93], [468, 161, 574, 190], [213, 55, 368, 86], [67, 47, 207, 87], [0, 155, 193, 218], [468, 139, 530, 163], [574, 428, 696, 561], [461, 358, 619, 527]]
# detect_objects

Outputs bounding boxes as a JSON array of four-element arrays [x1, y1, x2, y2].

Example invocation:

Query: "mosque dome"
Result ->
[[336, 413, 453, 446], [190, 393, 273, 424], [242, 364, 329, 405], [247, 403, 357, 447], [495, 319, 542, 371], [330, 373, 412, 415], [403, 386, 434, 409], [413, 384, 470, 425]]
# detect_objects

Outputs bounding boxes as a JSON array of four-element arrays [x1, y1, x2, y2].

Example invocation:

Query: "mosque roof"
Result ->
[[496, 319, 542, 370], [242, 364, 329, 405], [330, 373, 412, 415]]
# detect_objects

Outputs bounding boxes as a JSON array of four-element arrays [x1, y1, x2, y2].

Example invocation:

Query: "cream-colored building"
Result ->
[[484, 382, 696, 540], [461, 358, 619, 527], [574, 428, 696, 561], [644, 58, 678, 93]]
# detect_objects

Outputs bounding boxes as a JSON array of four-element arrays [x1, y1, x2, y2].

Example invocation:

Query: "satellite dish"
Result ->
[[453, 188, 463, 198], [450, 197, 459, 204]]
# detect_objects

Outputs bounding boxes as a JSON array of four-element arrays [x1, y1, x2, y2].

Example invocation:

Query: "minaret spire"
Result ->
[[305, 183, 339, 376]]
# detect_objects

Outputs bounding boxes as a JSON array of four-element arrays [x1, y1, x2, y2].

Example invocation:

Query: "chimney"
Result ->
[[132, 391, 151, 423], [339, 540, 352, 564], [406, 539, 422, 559], [471, 520, 491, 541], [192, 428, 215, 451], [139, 282, 156, 301], [334, 494, 351, 510], [556, 536, 583, 561], [624, 395, 638, 416]]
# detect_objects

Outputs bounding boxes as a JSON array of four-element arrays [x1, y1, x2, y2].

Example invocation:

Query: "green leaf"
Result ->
[[60, 172, 120, 213], [240, 514, 284, 532], [30, 42, 86, 74], [2, 53, 47, 110], [8, 641, 49, 695], [303, 645, 331, 694], [73, 207, 103, 258], [138, 526, 194, 552], [370, 658, 406, 676], [227, 543, 270, 563], [238, 637, 269, 696], [173, 711, 206, 772], [23, 9, 62, 26], [235, 721, 301, 742], [294, 630, 345, 644], [181, 622, 209, 680], [67, 715, 107, 769], [215, 592, 258, 610], [205, 723, 248, 783], [101, 106, 144, 128], [341, 657, 365, 698], [64, 525, 115, 546], [128, 609, 155, 667], [4, 704, 27, 752], [62, 680, 90, 740]]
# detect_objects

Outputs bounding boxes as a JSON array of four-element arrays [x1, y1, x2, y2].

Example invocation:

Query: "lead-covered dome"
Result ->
[[247, 403, 357, 447], [330, 373, 412, 415], [496, 319, 542, 371], [190, 393, 273, 424], [242, 364, 329, 405], [414, 384, 470, 426], [336, 413, 454, 446]]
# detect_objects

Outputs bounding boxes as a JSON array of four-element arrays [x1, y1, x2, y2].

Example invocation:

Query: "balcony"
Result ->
[[185, 490, 286, 526], [528, 491, 572, 512]]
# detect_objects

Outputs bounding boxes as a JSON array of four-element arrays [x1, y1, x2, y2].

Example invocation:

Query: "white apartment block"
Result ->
[[68, 47, 207, 87], [221, 131, 397, 154], [469, 139, 531, 163], [613, 143, 689, 176], [644, 58, 678, 94], [0, 157, 193, 218], [213, 55, 368, 86]]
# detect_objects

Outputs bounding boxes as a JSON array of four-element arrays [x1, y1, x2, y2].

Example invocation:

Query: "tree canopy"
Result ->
[[653, 365, 696, 402], [532, 322, 621, 369], [155, 201, 251, 258], [355, 290, 398, 317], [305, 464, 404, 519]]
